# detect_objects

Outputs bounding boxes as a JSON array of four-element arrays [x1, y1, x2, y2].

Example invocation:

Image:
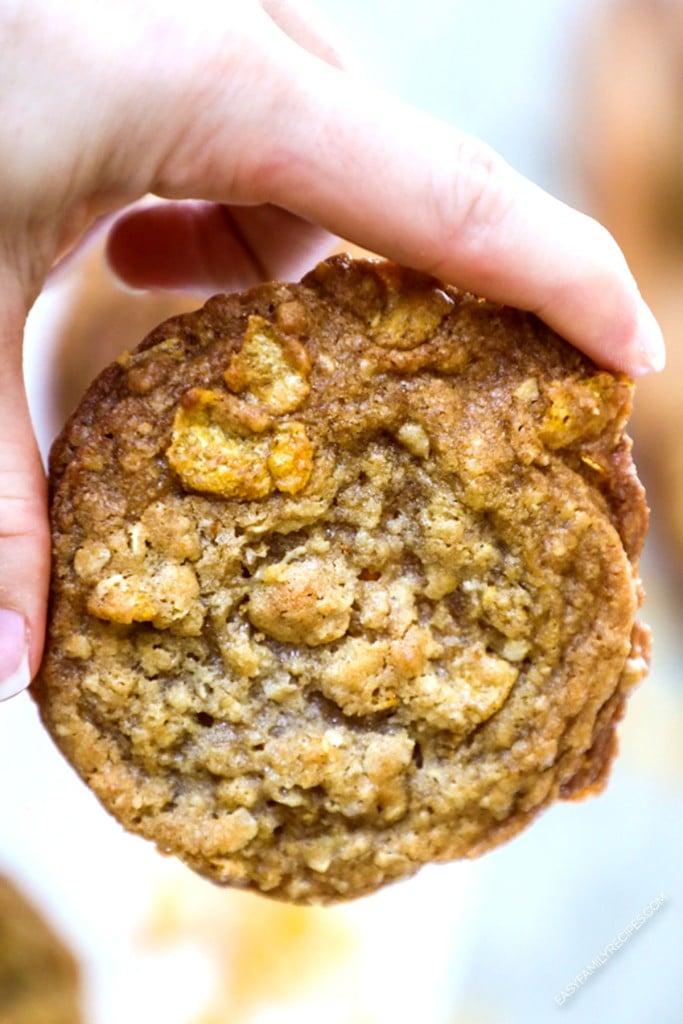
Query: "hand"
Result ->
[[0, 0, 664, 698]]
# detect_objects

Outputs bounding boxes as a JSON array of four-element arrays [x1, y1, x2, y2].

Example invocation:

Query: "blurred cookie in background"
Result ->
[[142, 871, 353, 1023], [137, 859, 470, 1024], [0, 873, 83, 1024], [577, 0, 683, 580]]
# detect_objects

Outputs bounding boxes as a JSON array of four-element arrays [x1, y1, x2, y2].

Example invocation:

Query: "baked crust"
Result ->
[[33, 255, 650, 903]]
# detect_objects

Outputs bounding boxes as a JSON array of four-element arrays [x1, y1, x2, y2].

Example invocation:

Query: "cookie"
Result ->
[[33, 255, 650, 904], [0, 874, 83, 1024]]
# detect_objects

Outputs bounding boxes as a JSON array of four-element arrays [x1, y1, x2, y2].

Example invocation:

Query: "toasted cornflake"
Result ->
[[581, 454, 606, 474], [224, 315, 311, 413], [371, 285, 454, 349], [167, 392, 272, 499], [540, 373, 627, 448], [266, 422, 314, 494], [167, 388, 314, 500]]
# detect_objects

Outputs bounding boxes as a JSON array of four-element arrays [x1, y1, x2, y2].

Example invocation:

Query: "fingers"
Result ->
[[0, 268, 49, 698], [106, 200, 335, 294], [232, 49, 664, 376], [78, 0, 662, 375]]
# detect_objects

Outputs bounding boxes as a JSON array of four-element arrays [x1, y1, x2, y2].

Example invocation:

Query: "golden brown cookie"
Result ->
[[33, 255, 650, 904], [0, 874, 83, 1024]]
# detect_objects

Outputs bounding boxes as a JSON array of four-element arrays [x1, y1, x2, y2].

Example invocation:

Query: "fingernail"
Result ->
[[632, 300, 666, 375], [0, 609, 30, 701]]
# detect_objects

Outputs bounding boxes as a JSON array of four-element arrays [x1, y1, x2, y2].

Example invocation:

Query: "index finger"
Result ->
[[242, 53, 664, 376]]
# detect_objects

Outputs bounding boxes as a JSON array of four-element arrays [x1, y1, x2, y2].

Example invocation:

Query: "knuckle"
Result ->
[[0, 490, 44, 543], [436, 137, 516, 259], [0, 460, 49, 614], [0, 447, 47, 544]]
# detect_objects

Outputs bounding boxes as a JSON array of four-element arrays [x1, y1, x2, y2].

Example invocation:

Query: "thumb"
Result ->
[[0, 267, 49, 699]]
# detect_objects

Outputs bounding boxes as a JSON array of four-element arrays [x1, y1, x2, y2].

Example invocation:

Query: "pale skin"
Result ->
[[0, 0, 665, 697]]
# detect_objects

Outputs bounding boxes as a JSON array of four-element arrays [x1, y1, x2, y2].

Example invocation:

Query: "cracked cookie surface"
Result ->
[[33, 255, 650, 903]]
